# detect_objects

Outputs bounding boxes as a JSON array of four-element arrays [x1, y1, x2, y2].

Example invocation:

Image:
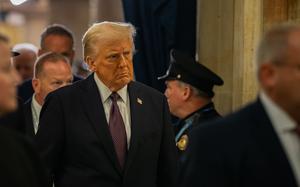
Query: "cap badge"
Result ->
[[176, 134, 188, 151]]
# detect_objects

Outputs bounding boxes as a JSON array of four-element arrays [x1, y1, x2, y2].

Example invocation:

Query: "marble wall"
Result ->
[[197, 0, 300, 115]]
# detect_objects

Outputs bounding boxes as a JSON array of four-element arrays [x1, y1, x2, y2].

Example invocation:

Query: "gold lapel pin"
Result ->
[[137, 98, 143, 104]]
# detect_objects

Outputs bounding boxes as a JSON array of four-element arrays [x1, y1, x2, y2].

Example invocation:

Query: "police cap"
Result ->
[[158, 49, 223, 97]]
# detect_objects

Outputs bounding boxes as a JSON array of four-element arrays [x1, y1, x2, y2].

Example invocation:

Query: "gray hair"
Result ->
[[256, 23, 300, 70], [177, 81, 211, 99]]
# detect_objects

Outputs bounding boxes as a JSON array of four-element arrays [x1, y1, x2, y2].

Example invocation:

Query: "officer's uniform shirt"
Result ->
[[158, 49, 224, 182], [174, 102, 221, 158]]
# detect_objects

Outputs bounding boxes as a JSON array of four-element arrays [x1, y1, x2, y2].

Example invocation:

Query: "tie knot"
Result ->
[[110, 92, 119, 102]]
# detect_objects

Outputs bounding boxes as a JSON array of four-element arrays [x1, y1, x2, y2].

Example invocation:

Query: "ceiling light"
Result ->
[[10, 0, 28, 6]]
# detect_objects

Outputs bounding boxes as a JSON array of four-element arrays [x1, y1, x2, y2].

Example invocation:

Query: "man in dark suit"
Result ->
[[23, 52, 72, 138], [0, 33, 49, 187], [158, 49, 223, 158], [35, 21, 177, 187], [181, 23, 300, 187], [18, 24, 81, 102]]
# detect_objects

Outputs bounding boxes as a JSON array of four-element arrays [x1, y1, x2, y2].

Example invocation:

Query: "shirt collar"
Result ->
[[93, 73, 128, 103], [32, 94, 42, 113], [260, 91, 297, 133]]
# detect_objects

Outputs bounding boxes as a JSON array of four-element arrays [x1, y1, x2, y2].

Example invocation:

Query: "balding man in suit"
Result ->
[[181, 23, 300, 187]]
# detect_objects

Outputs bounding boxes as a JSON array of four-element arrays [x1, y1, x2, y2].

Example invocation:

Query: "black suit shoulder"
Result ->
[[0, 126, 49, 187], [181, 100, 297, 187], [18, 79, 34, 102], [186, 101, 264, 159], [193, 101, 260, 135]]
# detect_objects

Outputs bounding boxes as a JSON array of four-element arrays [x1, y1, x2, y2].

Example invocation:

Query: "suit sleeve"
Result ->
[[35, 93, 65, 184], [157, 96, 178, 187]]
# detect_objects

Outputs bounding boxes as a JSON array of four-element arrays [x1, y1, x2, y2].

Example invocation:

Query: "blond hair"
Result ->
[[82, 21, 136, 62]]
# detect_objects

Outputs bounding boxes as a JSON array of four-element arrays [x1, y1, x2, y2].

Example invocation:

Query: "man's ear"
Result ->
[[259, 63, 277, 88], [182, 86, 192, 101], [32, 78, 40, 93], [85, 56, 96, 72]]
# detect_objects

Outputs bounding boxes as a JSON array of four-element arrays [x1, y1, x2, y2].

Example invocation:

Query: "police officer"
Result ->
[[158, 49, 224, 156]]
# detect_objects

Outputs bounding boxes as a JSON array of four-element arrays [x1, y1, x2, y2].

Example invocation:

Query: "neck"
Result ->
[[179, 98, 211, 119], [34, 94, 44, 106]]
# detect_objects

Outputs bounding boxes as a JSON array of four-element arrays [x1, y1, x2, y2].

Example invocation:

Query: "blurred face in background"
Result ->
[[0, 42, 21, 116], [12, 49, 37, 81], [39, 34, 74, 64], [259, 30, 300, 123], [32, 60, 73, 105]]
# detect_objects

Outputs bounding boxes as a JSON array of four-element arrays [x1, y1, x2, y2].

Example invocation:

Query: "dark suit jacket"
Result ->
[[17, 79, 34, 103], [0, 125, 50, 187], [181, 99, 298, 187], [35, 74, 177, 187], [18, 75, 82, 102], [23, 98, 35, 138], [0, 98, 26, 134]]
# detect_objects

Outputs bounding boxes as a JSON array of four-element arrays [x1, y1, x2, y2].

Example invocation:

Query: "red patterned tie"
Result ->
[[109, 92, 127, 169]]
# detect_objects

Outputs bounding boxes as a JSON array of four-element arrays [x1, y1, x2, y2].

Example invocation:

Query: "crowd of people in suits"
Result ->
[[0, 21, 300, 187]]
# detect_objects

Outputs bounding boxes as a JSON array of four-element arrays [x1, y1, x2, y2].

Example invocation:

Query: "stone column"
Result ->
[[232, 0, 262, 111], [197, 0, 235, 114]]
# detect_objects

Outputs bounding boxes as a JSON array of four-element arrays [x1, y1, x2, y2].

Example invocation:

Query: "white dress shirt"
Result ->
[[260, 91, 300, 186], [31, 94, 42, 134], [94, 73, 131, 149]]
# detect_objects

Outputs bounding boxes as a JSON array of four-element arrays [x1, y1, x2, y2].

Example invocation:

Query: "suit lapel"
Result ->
[[124, 82, 143, 173], [251, 99, 297, 185], [24, 99, 35, 137], [80, 74, 122, 175]]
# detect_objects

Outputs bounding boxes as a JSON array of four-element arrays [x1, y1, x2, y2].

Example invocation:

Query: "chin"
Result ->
[[111, 78, 130, 92], [0, 102, 17, 115], [120, 77, 131, 85]]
